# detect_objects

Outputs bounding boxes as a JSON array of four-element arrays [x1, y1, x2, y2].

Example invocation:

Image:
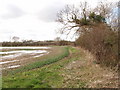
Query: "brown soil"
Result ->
[[1, 48, 52, 70]]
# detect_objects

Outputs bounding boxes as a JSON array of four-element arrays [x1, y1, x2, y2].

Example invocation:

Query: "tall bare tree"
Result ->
[[56, 1, 118, 67], [56, 2, 91, 36], [94, 1, 118, 30], [56, 1, 117, 36]]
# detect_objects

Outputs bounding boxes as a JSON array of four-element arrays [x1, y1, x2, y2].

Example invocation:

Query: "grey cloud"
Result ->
[[38, 1, 65, 22], [2, 4, 25, 19]]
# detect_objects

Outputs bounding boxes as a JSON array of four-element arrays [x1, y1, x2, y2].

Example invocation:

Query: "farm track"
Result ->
[[2, 46, 118, 88]]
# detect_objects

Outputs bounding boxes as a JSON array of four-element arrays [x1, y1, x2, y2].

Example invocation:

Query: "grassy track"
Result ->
[[3, 46, 118, 88]]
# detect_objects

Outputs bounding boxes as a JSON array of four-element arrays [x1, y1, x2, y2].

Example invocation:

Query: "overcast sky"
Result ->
[[0, 0, 118, 42]]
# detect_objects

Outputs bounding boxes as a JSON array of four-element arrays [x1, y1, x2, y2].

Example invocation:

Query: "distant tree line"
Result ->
[[1, 40, 75, 46]]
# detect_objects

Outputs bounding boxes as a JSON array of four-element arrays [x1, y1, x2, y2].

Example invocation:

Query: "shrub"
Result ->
[[76, 23, 118, 68]]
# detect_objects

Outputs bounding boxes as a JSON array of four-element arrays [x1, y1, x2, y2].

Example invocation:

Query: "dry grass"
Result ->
[[62, 47, 118, 88]]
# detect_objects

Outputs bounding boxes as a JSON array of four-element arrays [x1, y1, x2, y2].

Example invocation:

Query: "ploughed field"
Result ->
[[0, 47, 51, 71]]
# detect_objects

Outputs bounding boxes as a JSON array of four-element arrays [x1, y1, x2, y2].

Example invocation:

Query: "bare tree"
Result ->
[[56, 2, 91, 36], [56, 1, 118, 67], [56, 1, 116, 36], [12, 36, 20, 42], [94, 1, 118, 30], [54, 37, 61, 42]]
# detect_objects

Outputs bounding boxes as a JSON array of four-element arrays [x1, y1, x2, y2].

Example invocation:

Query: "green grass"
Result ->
[[2, 46, 78, 88], [4, 46, 116, 88]]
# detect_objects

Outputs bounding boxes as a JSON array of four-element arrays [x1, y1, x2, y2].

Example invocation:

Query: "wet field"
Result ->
[[0, 47, 51, 70]]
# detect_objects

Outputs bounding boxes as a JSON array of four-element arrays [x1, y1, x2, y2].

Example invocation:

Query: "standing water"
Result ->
[[0, 46, 51, 69]]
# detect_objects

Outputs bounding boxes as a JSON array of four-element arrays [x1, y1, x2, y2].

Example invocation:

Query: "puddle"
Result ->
[[34, 52, 49, 58], [1, 53, 23, 60], [0, 50, 48, 59], [0, 60, 19, 65], [0, 47, 51, 70], [34, 54, 44, 58], [0, 47, 51, 50], [0, 50, 47, 54], [7, 65, 20, 69], [2, 65, 21, 70]]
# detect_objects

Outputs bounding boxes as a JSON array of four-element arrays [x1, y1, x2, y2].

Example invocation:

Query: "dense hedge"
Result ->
[[76, 23, 118, 68]]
